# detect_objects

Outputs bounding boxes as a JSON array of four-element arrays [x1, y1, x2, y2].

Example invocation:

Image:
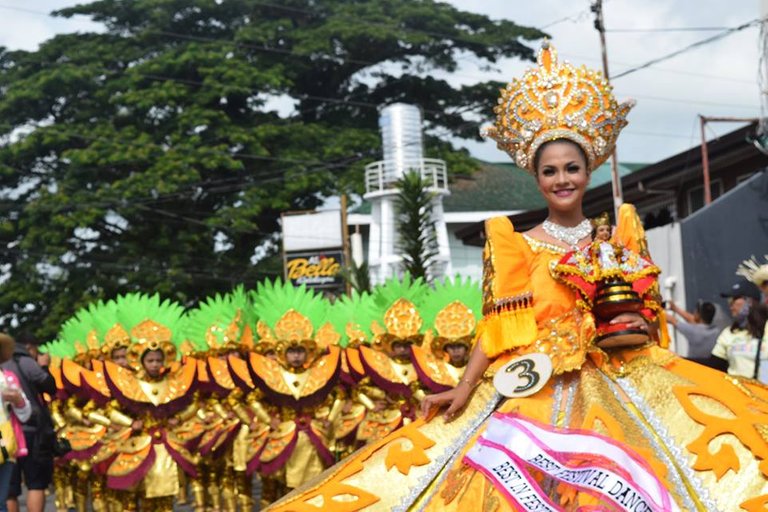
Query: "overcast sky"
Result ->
[[0, 0, 764, 165]]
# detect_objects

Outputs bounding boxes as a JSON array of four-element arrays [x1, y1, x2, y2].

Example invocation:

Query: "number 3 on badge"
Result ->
[[493, 353, 552, 398]]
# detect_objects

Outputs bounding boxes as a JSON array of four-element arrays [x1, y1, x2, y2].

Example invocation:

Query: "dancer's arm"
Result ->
[[420, 342, 491, 421]]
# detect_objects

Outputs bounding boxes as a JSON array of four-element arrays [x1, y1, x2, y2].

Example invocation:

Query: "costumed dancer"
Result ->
[[184, 288, 265, 512], [96, 293, 200, 512], [411, 276, 481, 393], [325, 291, 375, 458], [355, 275, 429, 445], [245, 280, 343, 506], [44, 302, 126, 512], [268, 42, 768, 512]]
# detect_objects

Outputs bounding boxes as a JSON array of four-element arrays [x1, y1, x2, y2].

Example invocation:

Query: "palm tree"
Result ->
[[395, 171, 439, 281]]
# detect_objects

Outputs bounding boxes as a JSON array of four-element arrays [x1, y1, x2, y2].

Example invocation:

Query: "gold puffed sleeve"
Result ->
[[475, 216, 537, 358]]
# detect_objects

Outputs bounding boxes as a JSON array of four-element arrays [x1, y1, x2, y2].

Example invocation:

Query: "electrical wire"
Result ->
[[612, 17, 764, 79]]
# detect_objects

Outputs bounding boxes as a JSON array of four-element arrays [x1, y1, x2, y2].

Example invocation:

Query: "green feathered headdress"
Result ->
[[249, 279, 335, 360], [368, 273, 429, 351], [113, 293, 186, 369], [326, 290, 377, 347], [184, 285, 255, 355], [420, 275, 482, 352], [43, 305, 100, 362]]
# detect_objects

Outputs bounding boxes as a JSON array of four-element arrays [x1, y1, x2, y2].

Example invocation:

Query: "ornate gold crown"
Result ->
[[127, 319, 177, 371], [254, 320, 277, 355], [432, 301, 476, 351], [345, 323, 367, 348], [383, 299, 423, 339], [102, 323, 131, 354], [372, 299, 423, 353], [74, 329, 101, 365], [484, 42, 634, 173], [259, 310, 326, 369], [204, 311, 243, 353]]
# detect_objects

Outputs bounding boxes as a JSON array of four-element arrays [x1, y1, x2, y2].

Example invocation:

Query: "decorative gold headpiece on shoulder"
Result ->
[[484, 41, 634, 173]]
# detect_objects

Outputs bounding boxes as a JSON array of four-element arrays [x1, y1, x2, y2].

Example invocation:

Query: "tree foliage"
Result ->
[[0, 0, 544, 338], [396, 171, 438, 280]]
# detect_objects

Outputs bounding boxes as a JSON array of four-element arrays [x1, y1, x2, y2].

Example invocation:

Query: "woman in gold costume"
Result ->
[[268, 43, 768, 512]]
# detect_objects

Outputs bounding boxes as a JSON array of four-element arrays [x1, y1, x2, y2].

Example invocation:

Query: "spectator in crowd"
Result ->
[[712, 279, 768, 381], [666, 300, 723, 368], [1, 333, 55, 512], [0, 334, 32, 512]]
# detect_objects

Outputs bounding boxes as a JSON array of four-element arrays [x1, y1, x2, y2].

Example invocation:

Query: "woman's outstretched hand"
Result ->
[[420, 383, 472, 422]]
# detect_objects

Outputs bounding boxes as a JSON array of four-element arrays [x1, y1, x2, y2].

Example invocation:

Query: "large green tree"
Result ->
[[0, 0, 544, 338]]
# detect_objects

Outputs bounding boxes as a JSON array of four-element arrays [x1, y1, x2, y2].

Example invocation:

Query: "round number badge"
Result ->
[[493, 353, 553, 398]]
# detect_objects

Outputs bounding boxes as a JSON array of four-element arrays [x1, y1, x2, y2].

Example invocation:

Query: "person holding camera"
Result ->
[[666, 299, 723, 369]]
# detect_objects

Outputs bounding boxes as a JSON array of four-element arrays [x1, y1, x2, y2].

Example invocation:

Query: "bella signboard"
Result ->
[[285, 251, 344, 289]]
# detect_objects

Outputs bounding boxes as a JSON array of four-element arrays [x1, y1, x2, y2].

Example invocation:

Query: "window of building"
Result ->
[[687, 179, 723, 215]]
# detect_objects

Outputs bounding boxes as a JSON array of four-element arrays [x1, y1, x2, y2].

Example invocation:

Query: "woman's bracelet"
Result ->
[[458, 377, 475, 388]]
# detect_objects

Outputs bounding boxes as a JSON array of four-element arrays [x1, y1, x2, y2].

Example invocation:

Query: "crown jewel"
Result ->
[[484, 42, 634, 173]]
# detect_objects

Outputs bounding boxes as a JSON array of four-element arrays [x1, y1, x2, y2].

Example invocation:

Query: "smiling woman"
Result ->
[[269, 42, 768, 512]]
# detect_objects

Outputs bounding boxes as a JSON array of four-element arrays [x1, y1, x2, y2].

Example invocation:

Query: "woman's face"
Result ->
[[729, 296, 746, 318], [535, 141, 590, 214]]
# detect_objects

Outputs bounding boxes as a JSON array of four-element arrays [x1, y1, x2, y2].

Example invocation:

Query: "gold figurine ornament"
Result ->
[[553, 211, 661, 348]]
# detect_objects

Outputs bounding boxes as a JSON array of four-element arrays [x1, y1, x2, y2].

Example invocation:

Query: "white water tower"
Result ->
[[364, 103, 452, 284]]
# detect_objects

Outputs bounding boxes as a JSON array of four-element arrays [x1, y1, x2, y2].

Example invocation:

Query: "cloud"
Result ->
[[444, 0, 762, 164], [0, 0, 760, 165]]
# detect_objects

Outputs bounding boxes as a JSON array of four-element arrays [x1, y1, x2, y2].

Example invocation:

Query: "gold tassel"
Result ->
[[477, 304, 537, 359]]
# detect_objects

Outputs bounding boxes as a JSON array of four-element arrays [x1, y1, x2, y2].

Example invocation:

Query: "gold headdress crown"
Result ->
[[383, 299, 423, 340], [102, 323, 131, 354], [432, 301, 476, 351], [264, 310, 321, 368], [373, 299, 424, 353], [484, 42, 634, 173], [127, 319, 177, 369]]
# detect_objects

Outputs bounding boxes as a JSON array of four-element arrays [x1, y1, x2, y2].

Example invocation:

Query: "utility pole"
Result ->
[[699, 116, 759, 205], [591, 0, 623, 219]]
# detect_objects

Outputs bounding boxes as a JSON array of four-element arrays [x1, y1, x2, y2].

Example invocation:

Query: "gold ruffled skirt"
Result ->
[[267, 346, 768, 511]]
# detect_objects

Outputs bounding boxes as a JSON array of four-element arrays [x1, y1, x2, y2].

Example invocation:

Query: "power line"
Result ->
[[606, 27, 730, 33], [612, 17, 764, 79]]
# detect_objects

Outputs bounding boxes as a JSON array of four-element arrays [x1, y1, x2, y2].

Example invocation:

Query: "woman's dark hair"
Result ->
[[532, 139, 589, 174], [746, 302, 768, 339]]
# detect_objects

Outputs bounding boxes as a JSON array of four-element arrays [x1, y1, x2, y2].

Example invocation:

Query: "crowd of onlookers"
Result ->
[[666, 255, 768, 381], [0, 333, 55, 512]]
